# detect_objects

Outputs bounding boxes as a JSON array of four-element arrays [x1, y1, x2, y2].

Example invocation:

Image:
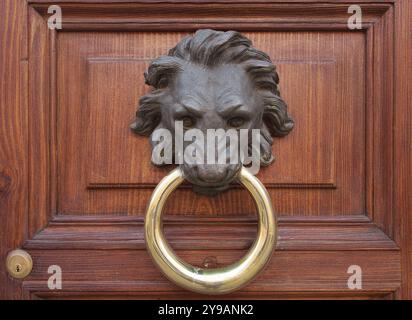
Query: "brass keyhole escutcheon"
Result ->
[[6, 249, 33, 279]]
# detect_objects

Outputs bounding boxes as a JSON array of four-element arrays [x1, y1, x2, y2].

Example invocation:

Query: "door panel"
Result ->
[[2, 0, 411, 299], [57, 31, 365, 217]]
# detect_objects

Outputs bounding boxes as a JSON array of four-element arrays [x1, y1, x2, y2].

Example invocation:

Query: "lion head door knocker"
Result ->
[[130, 29, 294, 294]]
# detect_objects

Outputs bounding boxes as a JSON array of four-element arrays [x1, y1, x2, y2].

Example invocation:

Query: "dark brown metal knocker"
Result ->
[[131, 29, 294, 294]]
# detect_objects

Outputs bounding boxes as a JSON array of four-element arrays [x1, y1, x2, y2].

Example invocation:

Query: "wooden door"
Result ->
[[1, 0, 412, 299]]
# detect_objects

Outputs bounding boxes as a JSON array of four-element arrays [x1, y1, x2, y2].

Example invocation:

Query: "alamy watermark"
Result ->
[[150, 121, 262, 175], [347, 5, 363, 30], [347, 265, 362, 290], [47, 265, 62, 290], [47, 5, 62, 30]]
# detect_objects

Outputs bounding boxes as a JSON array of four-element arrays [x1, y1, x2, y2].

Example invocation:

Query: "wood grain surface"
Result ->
[[1, 0, 411, 299]]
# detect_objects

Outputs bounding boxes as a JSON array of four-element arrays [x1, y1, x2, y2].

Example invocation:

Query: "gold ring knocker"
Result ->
[[145, 166, 276, 295]]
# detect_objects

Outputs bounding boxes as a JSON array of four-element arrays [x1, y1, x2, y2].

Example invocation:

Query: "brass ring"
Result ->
[[145, 167, 276, 295]]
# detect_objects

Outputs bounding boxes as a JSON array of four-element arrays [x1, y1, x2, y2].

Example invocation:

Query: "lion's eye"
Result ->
[[180, 116, 196, 129], [227, 117, 246, 128]]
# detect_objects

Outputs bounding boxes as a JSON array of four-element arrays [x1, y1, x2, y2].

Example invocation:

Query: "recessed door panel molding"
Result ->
[[8, 0, 400, 298], [58, 31, 363, 217]]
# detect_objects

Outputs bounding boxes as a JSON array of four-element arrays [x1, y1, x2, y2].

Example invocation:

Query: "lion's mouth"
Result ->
[[192, 184, 231, 196], [180, 163, 241, 195]]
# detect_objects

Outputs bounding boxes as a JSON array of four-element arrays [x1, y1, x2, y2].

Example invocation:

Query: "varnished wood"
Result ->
[[29, 2, 390, 31], [56, 31, 367, 217], [394, 0, 412, 299], [23, 215, 397, 251], [1, 0, 411, 299], [0, 0, 28, 299], [20, 250, 400, 297]]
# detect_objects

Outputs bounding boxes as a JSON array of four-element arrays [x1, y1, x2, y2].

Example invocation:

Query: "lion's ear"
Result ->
[[129, 119, 141, 132], [262, 96, 294, 137], [258, 95, 294, 166], [129, 114, 160, 136], [130, 94, 162, 136]]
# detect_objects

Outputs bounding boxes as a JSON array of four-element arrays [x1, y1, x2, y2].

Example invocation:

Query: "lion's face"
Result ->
[[130, 29, 294, 196], [158, 63, 264, 194]]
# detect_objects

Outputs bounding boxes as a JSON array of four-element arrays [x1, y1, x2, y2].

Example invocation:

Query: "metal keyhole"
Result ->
[[6, 249, 33, 279]]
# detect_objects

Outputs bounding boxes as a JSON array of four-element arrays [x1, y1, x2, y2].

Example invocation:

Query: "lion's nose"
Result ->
[[196, 164, 228, 183]]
